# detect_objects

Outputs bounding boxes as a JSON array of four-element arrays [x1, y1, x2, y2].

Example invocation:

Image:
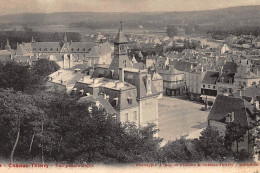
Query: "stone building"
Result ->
[[71, 24, 162, 129], [15, 34, 113, 68]]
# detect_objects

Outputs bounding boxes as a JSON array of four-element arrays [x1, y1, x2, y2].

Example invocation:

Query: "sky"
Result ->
[[0, 0, 260, 15]]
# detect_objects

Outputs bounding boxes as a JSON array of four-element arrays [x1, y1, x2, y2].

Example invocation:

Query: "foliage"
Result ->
[[0, 62, 44, 94], [195, 126, 231, 161], [0, 89, 162, 163], [225, 122, 248, 152], [166, 25, 177, 38], [161, 138, 204, 162], [33, 59, 60, 77]]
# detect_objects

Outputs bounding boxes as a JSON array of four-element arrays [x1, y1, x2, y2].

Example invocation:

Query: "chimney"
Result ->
[[239, 89, 242, 98], [190, 64, 193, 69], [146, 74, 152, 95], [93, 78, 98, 84], [119, 68, 124, 82], [255, 100, 259, 110]]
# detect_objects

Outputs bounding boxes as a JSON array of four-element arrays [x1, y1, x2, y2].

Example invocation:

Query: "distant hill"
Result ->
[[0, 5, 260, 30]]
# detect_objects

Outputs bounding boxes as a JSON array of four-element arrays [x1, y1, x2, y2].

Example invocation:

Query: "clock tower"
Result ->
[[109, 21, 133, 79]]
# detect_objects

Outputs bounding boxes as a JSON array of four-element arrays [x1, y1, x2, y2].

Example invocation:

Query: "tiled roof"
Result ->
[[222, 62, 237, 73], [171, 61, 194, 72], [133, 62, 146, 69], [217, 73, 235, 83], [77, 95, 117, 115], [208, 95, 252, 127], [32, 42, 61, 52], [233, 85, 260, 102], [202, 71, 219, 84]]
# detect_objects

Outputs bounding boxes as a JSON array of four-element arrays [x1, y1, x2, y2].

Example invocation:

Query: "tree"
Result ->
[[166, 25, 177, 38], [61, 101, 162, 163], [195, 126, 230, 161], [0, 89, 44, 162], [33, 59, 60, 77], [0, 62, 45, 94], [225, 122, 247, 153], [161, 138, 205, 162]]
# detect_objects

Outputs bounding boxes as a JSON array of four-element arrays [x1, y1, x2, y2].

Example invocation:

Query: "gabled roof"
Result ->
[[202, 71, 219, 84], [208, 95, 252, 127]]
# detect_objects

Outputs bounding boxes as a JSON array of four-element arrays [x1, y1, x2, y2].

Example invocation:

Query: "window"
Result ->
[[213, 86, 215, 89], [50, 48, 53, 51], [33, 48, 36, 51], [127, 97, 133, 105], [203, 85, 205, 88], [124, 113, 128, 122], [133, 111, 137, 121], [112, 98, 118, 107], [208, 85, 210, 88], [44, 48, 47, 51]]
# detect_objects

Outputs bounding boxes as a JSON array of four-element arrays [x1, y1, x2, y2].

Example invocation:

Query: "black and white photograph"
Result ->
[[0, 0, 259, 173]]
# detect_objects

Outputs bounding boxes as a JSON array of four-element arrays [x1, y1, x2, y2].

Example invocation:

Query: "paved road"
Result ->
[[158, 96, 209, 142]]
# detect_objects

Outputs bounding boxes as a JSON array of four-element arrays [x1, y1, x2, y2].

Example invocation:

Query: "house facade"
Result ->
[[201, 71, 219, 105]]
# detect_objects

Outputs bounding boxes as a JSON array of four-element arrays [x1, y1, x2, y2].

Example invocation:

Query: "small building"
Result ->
[[208, 95, 255, 153], [216, 62, 237, 96], [201, 71, 219, 105], [160, 68, 185, 96]]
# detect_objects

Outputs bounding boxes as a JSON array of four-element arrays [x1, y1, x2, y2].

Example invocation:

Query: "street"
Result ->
[[158, 96, 209, 142]]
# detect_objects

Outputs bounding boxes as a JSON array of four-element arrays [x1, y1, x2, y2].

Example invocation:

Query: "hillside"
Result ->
[[0, 5, 260, 30]]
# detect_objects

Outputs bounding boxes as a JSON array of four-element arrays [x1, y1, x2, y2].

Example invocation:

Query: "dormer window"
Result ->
[[127, 97, 133, 105], [112, 98, 118, 108]]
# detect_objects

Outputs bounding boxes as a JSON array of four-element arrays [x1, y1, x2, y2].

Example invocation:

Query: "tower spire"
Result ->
[[120, 17, 123, 31], [5, 38, 11, 50], [64, 33, 67, 43]]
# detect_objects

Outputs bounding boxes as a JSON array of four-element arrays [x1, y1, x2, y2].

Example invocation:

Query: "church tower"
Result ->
[[109, 21, 133, 79], [5, 38, 11, 50]]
